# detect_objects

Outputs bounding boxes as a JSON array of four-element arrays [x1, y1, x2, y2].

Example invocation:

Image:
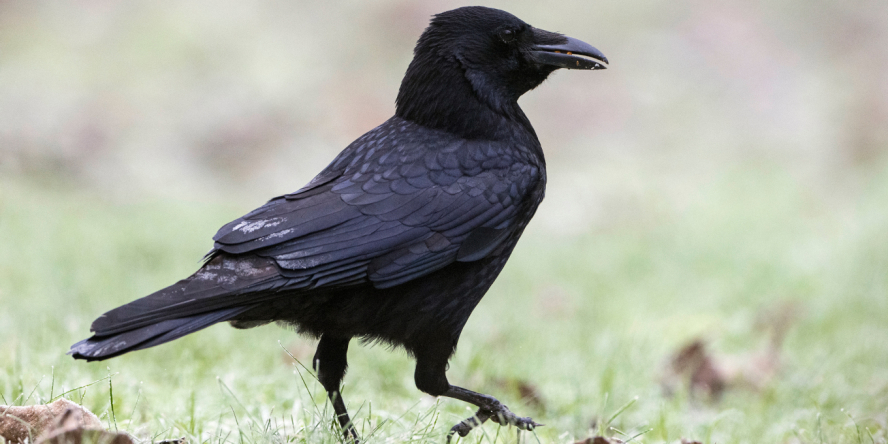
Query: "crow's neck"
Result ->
[[395, 55, 536, 141]]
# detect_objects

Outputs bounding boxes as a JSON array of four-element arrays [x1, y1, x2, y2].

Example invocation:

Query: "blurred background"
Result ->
[[1, 1, 887, 443], [3, 0, 886, 221]]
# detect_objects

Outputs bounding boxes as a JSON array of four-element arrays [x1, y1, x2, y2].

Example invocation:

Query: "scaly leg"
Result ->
[[412, 350, 541, 442], [443, 386, 542, 441]]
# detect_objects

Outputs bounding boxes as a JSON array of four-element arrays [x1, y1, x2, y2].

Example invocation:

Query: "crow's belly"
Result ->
[[239, 251, 513, 352]]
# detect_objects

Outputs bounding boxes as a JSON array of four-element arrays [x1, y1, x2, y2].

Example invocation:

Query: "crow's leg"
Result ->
[[314, 334, 359, 442], [442, 386, 542, 440], [414, 353, 541, 442]]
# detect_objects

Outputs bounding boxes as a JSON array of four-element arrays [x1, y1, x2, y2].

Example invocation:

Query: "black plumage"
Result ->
[[70, 6, 607, 441]]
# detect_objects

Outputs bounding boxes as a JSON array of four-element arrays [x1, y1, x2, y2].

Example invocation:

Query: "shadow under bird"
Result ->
[[70, 6, 607, 442]]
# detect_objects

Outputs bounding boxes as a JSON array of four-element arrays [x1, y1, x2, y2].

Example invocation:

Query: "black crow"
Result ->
[[70, 6, 607, 441]]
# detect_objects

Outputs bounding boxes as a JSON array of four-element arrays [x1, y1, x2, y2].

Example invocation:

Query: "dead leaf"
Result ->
[[1, 399, 103, 444], [515, 380, 545, 410], [573, 436, 623, 444], [662, 339, 727, 399], [661, 302, 801, 400], [37, 428, 134, 444], [37, 405, 135, 444]]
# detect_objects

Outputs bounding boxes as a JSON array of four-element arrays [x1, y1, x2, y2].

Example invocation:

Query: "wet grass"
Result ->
[[2, 162, 887, 443]]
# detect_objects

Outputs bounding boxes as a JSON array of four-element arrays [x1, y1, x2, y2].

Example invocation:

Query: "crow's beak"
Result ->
[[532, 35, 608, 70]]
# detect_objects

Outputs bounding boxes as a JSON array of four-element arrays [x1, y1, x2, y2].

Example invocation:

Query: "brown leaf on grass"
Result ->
[[660, 302, 801, 401], [573, 436, 623, 444], [681, 439, 703, 444], [1, 399, 102, 444], [37, 428, 134, 444], [34, 406, 136, 444], [515, 380, 545, 410], [663, 339, 727, 399]]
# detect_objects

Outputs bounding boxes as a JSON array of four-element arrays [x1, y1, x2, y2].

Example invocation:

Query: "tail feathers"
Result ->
[[91, 254, 282, 336], [69, 306, 253, 361]]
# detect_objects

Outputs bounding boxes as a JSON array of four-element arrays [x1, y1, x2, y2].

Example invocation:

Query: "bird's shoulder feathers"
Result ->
[[212, 118, 544, 290]]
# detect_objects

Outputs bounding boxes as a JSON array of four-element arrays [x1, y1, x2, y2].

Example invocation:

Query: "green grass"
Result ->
[[2, 164, 887, 444]]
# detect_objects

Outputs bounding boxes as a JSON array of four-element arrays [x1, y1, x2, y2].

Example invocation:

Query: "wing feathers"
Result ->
[[206, 121, 540, 292]]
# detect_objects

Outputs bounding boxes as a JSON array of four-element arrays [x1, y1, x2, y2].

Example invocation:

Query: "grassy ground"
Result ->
[[2, 162, 887, 444], [2, 2, 887, 443]]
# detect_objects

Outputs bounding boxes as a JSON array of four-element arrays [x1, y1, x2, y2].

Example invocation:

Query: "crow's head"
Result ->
[[396, 7, 607, 138]]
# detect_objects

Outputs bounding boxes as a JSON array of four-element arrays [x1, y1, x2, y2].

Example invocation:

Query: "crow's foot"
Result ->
[[487, 405, 541, 430], [447, 408, 490, 442], [445, 404, 542, 442]]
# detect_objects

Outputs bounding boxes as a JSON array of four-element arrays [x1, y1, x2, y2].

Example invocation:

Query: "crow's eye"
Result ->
[[499, 28, 516, 43]]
